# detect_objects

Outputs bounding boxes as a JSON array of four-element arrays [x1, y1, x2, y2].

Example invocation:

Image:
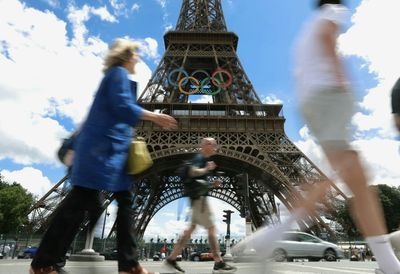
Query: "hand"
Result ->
[[206, 161, 217, 171], [153, 113, 177, 130], [212, 179, 222, 188]]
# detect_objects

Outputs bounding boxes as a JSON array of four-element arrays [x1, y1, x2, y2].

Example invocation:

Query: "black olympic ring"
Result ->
[[167, 68, 233, 95]]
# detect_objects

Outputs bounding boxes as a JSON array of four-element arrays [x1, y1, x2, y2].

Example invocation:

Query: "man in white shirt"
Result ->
[[234, 2, 400, 274]]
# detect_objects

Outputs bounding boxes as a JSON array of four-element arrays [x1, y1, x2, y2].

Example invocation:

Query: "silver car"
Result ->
[[272, 231, 344, 262]]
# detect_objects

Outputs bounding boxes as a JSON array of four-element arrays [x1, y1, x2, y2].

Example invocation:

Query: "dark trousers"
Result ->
[[31, 186, 139, 272]]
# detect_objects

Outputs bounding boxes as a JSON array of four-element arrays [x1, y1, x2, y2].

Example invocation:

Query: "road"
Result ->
[[0, 259, 380, 274]]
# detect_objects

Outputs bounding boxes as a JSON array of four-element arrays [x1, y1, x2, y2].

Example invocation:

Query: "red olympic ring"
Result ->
[[211, 69, 233, 88]]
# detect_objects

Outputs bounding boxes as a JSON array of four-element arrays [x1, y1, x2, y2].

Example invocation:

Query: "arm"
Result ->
[[108, 68, 177, 129], [188, 161, 216, 177]]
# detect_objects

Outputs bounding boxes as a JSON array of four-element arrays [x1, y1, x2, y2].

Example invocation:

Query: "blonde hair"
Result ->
[[103, 38, 140, 73]]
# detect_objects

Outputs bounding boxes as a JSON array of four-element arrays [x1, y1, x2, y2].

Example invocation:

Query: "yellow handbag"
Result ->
[[127, 137, 153, 175]]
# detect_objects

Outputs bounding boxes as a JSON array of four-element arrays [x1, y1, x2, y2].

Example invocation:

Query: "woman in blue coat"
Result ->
[[30, 38, 177, 274]]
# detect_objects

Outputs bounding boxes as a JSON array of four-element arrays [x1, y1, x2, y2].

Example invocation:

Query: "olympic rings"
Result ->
[[179, 76, 200, 95], [168, 67, 232, 95]]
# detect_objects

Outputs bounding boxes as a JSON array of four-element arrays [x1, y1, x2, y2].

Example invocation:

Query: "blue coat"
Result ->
[[71, 66, 143, 192]]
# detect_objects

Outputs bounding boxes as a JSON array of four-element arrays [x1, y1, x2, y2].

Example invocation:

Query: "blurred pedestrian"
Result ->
[[30, 38, 177, 274], [234, 2, 400, 274], [391, 78, 400, 132], [163, 137, 237, 274], [389, 77, 400, 261]]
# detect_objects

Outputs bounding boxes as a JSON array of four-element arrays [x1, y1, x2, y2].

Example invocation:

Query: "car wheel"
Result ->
[[193, 255, 200, 262], [324, 249, 336, 262], [273, 249, 287, 262]]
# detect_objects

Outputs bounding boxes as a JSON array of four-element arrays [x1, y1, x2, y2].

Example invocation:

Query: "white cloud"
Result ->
[[41, 0, 59, 8], [1, 167, 53, 198], [131, 3, 140, 12], [109, 0, 139, 17], [91, 6, 118, 23], [67, 4, 117, 48], [156, 0, 167, 9], [339, 0, 400, 138], [137, 37, 160, 60], [0, 0, 154, 166], [155, 0, 173, 33], [262, 94, 283, 104]]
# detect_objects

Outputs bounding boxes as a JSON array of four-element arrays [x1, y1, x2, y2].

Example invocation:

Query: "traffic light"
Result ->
[[236, 173, 249, 197], [222, 209, 233, 224]]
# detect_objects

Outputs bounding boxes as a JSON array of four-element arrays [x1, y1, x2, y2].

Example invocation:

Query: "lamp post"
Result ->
[[12, 224, 24, 259], [101, 207, 110, 252], [277, 202, 281, 223], [222, 210, 234, 261]]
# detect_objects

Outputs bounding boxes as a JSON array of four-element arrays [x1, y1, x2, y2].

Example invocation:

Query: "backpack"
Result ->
[[179, 160, 210, 200]]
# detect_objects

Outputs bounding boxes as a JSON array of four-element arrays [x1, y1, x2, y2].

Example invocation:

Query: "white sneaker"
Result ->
[[375, 270, 384, 274]]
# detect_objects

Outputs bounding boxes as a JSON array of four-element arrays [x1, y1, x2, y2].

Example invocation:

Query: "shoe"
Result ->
[[29, 266, 57, 274], [119, 265, 159, 274], [375, 270, 384, 274], [212, 261, 237, 273], [163, 258, 185, 273]]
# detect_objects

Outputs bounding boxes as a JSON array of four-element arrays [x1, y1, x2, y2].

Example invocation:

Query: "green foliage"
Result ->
[[376, 184, 400, 232], [335, 184, 400, 239], [335, 198, 360, 239], [0, 174, 34, 234]]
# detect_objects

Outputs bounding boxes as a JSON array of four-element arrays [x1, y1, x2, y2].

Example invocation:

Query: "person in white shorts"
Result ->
[[234, 2, 400, 274], [164, 138, 237, 274]]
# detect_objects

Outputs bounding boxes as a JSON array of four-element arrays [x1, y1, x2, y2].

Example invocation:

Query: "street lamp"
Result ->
[[101, 207, 110, 252], [277, 202, 281, 222], [12, 224, 24, 259]]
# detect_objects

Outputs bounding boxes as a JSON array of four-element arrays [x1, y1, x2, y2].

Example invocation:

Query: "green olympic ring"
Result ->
[[168, 68, 232, 95]]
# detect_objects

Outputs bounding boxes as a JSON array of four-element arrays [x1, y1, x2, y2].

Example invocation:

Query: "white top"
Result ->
[[293, 4, 349, 101]]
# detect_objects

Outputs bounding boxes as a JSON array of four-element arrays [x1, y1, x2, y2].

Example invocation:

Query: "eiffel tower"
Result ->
[[29, 0, 347, 240]]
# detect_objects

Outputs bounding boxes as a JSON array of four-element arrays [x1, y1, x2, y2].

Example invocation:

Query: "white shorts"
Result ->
[[190, 197, 214, 229], [299, 87, 354, 151]]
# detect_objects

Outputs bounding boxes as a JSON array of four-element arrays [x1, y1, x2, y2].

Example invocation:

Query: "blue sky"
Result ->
[[1, 0, 400, 241]]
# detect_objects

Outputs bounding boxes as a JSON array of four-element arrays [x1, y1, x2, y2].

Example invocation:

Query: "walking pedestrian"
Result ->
[[234, 2, 400, 274], [163, 137, 237, 274], [29, 38, 177, 274]]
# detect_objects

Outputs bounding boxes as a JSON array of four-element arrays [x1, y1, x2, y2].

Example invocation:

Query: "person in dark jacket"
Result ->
[[30, 38, 177, 274]]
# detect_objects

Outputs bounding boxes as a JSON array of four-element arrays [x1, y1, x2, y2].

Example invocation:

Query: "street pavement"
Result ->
[[0, 259, 381, 274]]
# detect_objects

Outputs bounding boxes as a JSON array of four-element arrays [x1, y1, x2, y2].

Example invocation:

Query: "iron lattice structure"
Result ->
[[29, 0, 346, 240]]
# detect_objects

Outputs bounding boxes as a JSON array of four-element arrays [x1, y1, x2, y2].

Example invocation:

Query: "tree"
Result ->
[[334, 184, 400, 239], [376, 184, 400, 232], [0, 174, 35, 234]]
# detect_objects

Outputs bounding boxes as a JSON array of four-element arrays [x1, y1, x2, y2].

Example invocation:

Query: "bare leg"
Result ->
[[207, 226, 222, 262], [325, 149, 400, 273], [325, 150, 386, 236], [168, 224, 196, 260]]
